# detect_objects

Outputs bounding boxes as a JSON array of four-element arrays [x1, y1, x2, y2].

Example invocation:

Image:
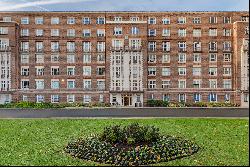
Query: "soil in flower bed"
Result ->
[[64, 123, 199, 166]]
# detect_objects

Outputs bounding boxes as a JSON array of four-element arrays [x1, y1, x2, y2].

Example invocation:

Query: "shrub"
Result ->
[[65, 124, 199, 166]]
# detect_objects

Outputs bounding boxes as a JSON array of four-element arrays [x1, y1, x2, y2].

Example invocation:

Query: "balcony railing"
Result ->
[[110, 46, 142, 51], [193, 47, 202, 52], [0, 46, 11, 51]]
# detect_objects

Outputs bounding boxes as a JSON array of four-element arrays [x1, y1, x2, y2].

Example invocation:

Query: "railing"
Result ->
[[110, 46, 142, 51], [0, 46, 11, 51]]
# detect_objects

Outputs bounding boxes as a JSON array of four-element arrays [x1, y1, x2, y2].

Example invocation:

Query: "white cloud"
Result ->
[[0, 0, 94, 11]]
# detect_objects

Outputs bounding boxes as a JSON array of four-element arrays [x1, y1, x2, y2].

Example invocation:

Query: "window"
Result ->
[[21, 54, 29, 63], [130, 39, 141, 49], [36, 42, 43, 52], [21, 29, 29, 36], [36, 80, 44, 89], [36, 29, 43, 36], [193, 42, 201, 51], [51, 54, 59, 63], [148, 17, 156, 24], [21, 80, 29, 89], [148, 67, 156, 76], [35, 54, 44, 63], [82, 42, 91, 52], [178, 42, 186, 52], [209, 79, 217, 88], [177, 17, 186, 24], [97, 42, 105, 52], [193, 67, 201, 76], [223, 79, 232, 89], [82, 29, 91, 37], [241, 16, 249, 22], [21, 67, 29, 76], [51, 29, 59, 36], [209, 17, 217, 24], [67, 54, 75, 63], [112, 39, 123, 49], [162, 29, 170, 37], [82, 17, 90, 24], [193, 80, 201, 88], [36, 95, 44, 103], [97, 54, 105, 63], [51, 80, 59, 89], [36, 66, 44, 76], [148, 80, 156, 89], [193, 54, 201, 63], [162, 42, 170, 52], [178, 53, 186, 63], [162, 18, 170, 24], [83, 54, 91, 63], [131, 27, 139, 35], [209, 93, 217, 102], [225, 94, 230, 102], [97, 29, 105, 37], [209, 67, 217, 76], [67, 42, 75, 52], [97, 80, 105, 90], [162, 67, 170, 76], [51, 95, 59, 103], [178, 80, 186, 88], [209, 42, 217, 51], [223, 53, 231, 62], [193, 29, 201, 37], [35, 17, 43, 24], [209, 53, 217, 62], [148, 29, 156, 36], [114, 17, 122, 21], [193, 93, 201, 102], [67, 80, 75, 89], [51, 42, 59, 52], [51, 17, 59, 24], [179, 94, 186, 102], [67, 95, 75, 103], [51, 67, 59, 75], [178, 29, 186, 37], [97, 17, 105, 24], [83, 66, 91, 76], [83, 95, 91, 104], [67, 29, 75, 37], [97, 67, 105, 75], [162, 54, 170, 63], [162, 80, 170, 89], [193, 17, 201, 24], [148, 42, 156, 51], [244, 94, 249, 102], [3, 17, 11, 22], [245, 26, 249, 35], [21, 17, 29, 24], [67, 66, 75, 75], [83, 80, 92, 90], [223, 29, 231, 36], [130, 17, 139, 21], [67, 17, 75, 24], [223, 17, 231, 24], [209, 28, 217, 36], [178, 67, 186, 75], [20, 42, 29, 52], [148, 54, 156, 63], [223, 41, 231, 51]]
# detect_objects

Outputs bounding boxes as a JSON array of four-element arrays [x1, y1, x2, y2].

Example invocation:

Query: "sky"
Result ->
[[0, 0, 249, 11]]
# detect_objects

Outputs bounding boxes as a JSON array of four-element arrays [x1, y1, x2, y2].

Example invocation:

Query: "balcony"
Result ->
[[36, 49, 44, 53], [223, 47, 232, 52], [110, 46, 142, 51], [51, 48, 60, 53], [178, 48, 187, 52]]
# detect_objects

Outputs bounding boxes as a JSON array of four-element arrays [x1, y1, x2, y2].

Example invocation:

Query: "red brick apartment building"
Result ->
[[0, 11, 249, 107]]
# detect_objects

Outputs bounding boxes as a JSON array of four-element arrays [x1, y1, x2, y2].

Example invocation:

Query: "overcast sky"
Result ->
[[0, 0, 249, 11]]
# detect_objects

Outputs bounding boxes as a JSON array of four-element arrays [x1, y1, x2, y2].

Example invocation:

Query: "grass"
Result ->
[[0, 118, 248, 166]]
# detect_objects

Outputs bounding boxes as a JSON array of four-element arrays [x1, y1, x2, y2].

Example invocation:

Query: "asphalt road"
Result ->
[[0, 107, 249, 118]]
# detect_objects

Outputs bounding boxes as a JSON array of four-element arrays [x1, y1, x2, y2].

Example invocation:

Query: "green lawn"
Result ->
[[0, 118, 248, 166]]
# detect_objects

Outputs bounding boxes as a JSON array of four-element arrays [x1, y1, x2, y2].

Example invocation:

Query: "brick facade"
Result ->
[[0, 11, 249, 107]]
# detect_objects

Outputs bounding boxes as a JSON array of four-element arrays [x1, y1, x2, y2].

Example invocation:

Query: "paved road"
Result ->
[[0, 108, 248, 118]]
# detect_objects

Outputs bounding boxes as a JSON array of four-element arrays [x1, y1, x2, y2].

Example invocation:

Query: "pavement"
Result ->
[[0, 107, 249, 118]]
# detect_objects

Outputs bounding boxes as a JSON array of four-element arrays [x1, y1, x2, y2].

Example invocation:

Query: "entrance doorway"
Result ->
[[122, 94, 132, 106]]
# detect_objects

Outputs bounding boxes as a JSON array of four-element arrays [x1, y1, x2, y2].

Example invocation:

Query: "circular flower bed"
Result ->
[[64, 123, 199, 166]]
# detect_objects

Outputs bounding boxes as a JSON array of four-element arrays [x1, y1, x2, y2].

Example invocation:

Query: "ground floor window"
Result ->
[[51, 95, 59, 103], [193, 93, 201, 102], [22, 95, 28, 101], [225, 94, 230, 102], [36, 95, 44, 103], [209, 93, 217, 102], [178, 93, 186, 102], [244, 93, 249, 102], [67, 95, 75, 103], [83, 95, 91, 104]]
